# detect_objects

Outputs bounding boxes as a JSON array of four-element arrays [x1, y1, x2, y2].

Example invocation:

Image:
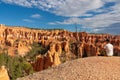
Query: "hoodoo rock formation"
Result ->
[[0, 24, 120, 72], [0, 66, 10, 80]]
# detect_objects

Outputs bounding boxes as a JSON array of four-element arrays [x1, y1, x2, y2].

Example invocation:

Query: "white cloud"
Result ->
[[37, 0, 104, 17], [31, 14, 41, 19], [2, 0, 104, 17], [22, 19, 33, 22], [1, 0, 32, 7], [48, 18, 82, 25], [1, 0, 120, 34], [1, 0, 119, 18], [92, 23, 120, 34], [49, 10, 120, 28], [48, 0, 120, 29]]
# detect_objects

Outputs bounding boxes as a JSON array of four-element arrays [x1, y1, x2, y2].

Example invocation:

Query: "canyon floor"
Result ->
[[17, 56, 120, 80]]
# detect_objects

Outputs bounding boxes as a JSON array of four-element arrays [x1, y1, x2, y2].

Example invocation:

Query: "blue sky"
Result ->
[[0, 0, 120, 34]]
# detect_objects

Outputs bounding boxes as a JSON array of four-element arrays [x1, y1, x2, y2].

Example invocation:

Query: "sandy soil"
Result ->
[[17, 56, 120, 80]]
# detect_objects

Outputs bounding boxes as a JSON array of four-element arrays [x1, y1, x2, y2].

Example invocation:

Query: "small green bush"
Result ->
[[0, 53, 34, 80], [25, 42, 48, 61]]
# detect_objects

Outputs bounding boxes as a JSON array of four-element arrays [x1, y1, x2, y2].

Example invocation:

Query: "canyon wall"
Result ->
[[0, 24, 120, 72]]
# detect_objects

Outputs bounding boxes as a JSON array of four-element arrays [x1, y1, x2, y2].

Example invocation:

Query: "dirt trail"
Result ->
[[17, 57, 120, 80]]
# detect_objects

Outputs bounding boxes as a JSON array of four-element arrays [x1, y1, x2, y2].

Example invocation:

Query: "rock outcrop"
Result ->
[[32, 50, 61, 71], [0, 66, 10, 80]]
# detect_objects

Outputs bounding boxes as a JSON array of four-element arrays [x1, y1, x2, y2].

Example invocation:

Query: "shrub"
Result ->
[[25, 42, 48, 61], [0, 53, 34, 80]]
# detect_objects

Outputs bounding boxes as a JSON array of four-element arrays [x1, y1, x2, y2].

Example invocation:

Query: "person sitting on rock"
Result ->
[[104, 39, 113, 56]]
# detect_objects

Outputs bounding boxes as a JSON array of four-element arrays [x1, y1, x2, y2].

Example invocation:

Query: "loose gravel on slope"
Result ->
[[17, 57, 120, 80]]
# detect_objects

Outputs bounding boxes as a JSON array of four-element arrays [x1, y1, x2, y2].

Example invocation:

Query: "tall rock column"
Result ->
[[0, 66, 10, 80]]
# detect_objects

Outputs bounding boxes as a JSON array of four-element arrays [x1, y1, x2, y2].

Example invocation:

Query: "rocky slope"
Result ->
[[17, 57, 120, 80]]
